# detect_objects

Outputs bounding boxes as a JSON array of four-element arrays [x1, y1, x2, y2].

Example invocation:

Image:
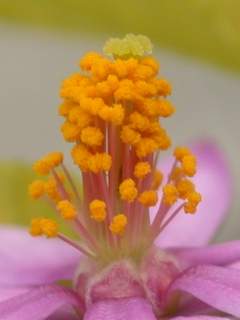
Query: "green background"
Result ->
[[0, 0, 240, 72]]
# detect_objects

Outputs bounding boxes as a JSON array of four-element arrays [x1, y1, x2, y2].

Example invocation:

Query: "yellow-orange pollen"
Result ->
[[33, 152, 63, 175], [45, 178, 61, 202], [138, 190, 158, 207], [30, 218, 58, 238], [134, 161, 151, 179], [89, 200, 107, 222], [160, 146, 202, 213], [119, 179, 138, 202], [109, 214, 127, 235], [28, 35, 202, 256], [151, 170, 163, 190], [28, 180, 45, 199], [57, 200, 77, 220], [163, 184, 179, 206]]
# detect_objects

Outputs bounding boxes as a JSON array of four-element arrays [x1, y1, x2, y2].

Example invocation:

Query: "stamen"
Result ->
[[33, 159, 51, 175], [30, 218, 58, 238], [176, 179, 195, 199], [141, 57, 159, 73], [73, 221, 99, 252], [61, 164, 81, 202], [99, 103, 125, 125], [119, 179, 138, 202], [129, 112, 150, 131], [134, 162, 151, 179], [79, 52, 102, 71], [57, 233, 95, 257], [88, 153, 112, 173], [153, 78, 172, 96], [181, 155, 197, 177], [30, 218, 44, 236], [29, 35, 202, 261], [170, 166, 183, 181], [47, 152, 64, 167], [80, 126, 104, 147], [89, 199, 107, 222], [58, 100, 76, 117], [57, 200, 77, 220], [33, 152, 63, 175], [151, 170, 163, 190], [184, 191, 202, 214], [61, 121, 81, 142], [44, 177, 62, 202], [138, 190, 158, 207], [162, 184, 179, 205], [120, 125, 141, 145], [174, 146, 191, 160], [158, 203, 185, 234], [71, 144, 92, 171], [109, 214, 127, 235], [28, 180, 45, 199], [41, 218, 59, 238]]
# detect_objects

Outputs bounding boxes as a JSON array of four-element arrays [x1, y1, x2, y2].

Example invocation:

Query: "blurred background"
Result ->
[[0, 0, 239, 241]]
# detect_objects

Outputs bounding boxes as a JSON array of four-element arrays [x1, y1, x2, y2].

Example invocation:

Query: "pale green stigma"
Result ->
[[103, 34, 153, 59]]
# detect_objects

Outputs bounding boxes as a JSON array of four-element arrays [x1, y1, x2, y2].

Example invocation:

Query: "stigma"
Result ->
[[28, 34, 201, 263]]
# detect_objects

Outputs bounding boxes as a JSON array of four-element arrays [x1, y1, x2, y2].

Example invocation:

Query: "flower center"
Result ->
[[74, 246, 180, 316], [28, 34, 202, 266]]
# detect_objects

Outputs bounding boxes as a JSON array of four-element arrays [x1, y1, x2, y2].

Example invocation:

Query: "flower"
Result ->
[[0, 34, 239, 320]]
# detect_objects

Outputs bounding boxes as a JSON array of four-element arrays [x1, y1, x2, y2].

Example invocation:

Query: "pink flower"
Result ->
[[0, 35, 239, 320]]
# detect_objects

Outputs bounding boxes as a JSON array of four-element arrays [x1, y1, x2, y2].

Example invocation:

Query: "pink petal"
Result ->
[[168, 265, 240, 318], [155, 140, 232, 247], [84, 298, 157, 320], [0, 288, 29, 303], [0, 226, 81, 286], [171, 241, 240, 268], [46, 308, 81, 320], [170, 317, 231, 319], [0, 285, 83, 320], [229, 261, 240, 270], [177, 298, 215, 316]]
